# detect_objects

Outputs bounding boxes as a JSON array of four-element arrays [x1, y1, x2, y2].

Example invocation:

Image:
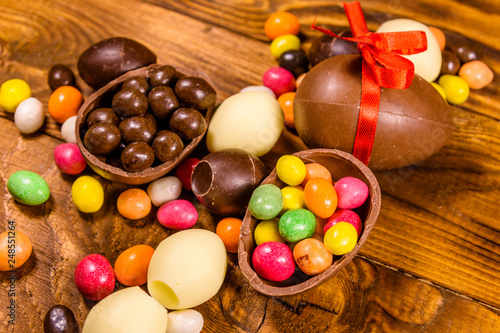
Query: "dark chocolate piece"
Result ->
[[43, 304, 79, 333], [174, 76, 216, 110], [148, 64, 176, 87], [48, 64, 76, 91], [86, 108, 120, 128], [122, 76, 150, 95], [121, 142, 155, 172], [119, 116, 157, 145], [152, 130, 184, 162], [440, 50, 461, 75], [278, 50, 310, 78], [169, 107, 206, 140], [83, 123, 121, 155], [112, 88, 148, 118], [148, 86, 179, 119], [308, 30, 358, 68]]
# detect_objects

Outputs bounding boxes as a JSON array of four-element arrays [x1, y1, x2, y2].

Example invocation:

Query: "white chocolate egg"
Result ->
[[166, 309, 204, 333], [147, 229, 227, 309], [376, 19, 442, 82], [239, 85, 276, 98], [206, 91, 284, 157], [82, 286, 168, 333]]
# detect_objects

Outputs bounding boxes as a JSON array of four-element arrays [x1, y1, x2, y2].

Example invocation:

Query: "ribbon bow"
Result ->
[[312, 1, 428, 165]]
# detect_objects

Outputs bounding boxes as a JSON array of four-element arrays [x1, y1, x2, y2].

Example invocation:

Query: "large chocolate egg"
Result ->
[[294, 55, 453, 170], [191, 149, 268, 216], [78, 37, 156, 90]]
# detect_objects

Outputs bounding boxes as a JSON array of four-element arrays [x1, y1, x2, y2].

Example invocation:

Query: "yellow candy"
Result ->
[[281, 185, 305, 213], [431, 82, 446, 101], [323, 222, 358, 255], [276, 155, 306, 186], [71, 176, 104, 213], [254, 218, 285, 245], [270, 34, 301, 59], [438, 74, 469, 105], [0, 79, 31, 113]]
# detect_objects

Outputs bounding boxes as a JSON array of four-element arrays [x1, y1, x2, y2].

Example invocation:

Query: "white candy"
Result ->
[[239, 85, 276, 98], [206, 91, 284, 157], [376, 19, 442, 82], [82, 286, 168, 333], [148, 229, 227, 309], [14, 97, 44, 134], [166, 309, 204, 333], [147, 176, 183, 207], [61, 115, 77, 143]]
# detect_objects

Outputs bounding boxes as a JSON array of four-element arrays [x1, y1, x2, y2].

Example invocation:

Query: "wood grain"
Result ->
[[0, 0, 499, 332]]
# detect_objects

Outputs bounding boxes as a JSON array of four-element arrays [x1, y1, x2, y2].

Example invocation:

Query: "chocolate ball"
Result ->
[[148, 86, 179, 119], [279, 50, 309, 78], [440, 50, 461, 75], [455, 42, 483, 63], [308, 30, 358, 68], [84, 123, 121, 155], [143, 112, 157, 127], [152, 130, 184, 162], [119, 116, 157, 145], [122, 76, 149, 95], [169, 107, 207, 140], [294, 54, 453, 170], [112, 88, 148, 118], [43, 304, 78, 333], [148, 64, 177, 87], [48, 64, 76, 91], [121, 142, 155, 172], [175, 76, 216, 110], [87, 107, 120, 128], [191, 148, 268, 216]]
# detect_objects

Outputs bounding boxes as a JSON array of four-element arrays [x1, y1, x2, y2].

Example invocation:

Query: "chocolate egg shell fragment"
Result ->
[[175, 76, 216, 110], [77, 37, 157, 90], [84, 123, 121, 155], [308, 30, 358, 68], [43, 304, 78, 333], [170, 107, 206, 140], [48, 64, 76, 91], [294, 54, 453, 170], [191, 148, 268, 216]]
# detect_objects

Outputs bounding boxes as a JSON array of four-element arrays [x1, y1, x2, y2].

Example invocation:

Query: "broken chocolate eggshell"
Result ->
[[294, 54, 453, 170]]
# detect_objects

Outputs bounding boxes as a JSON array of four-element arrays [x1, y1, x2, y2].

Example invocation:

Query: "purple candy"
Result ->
[[157, 199, 198, 230], [252, 241, 295, 282], [262, 67, 295, 97], [334, 177, 369, 209]]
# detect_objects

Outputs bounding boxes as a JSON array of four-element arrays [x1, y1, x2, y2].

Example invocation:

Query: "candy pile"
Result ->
[[248, 154, 369, 281]]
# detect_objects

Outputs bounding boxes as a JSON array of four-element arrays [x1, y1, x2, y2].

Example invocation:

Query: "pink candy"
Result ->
[[334, 177, 369, 209], [324, 209, 362, 237], [157, 199, 198, 230], [262, 67, 295, 97], [54, 143, 87, 175], [252, 241, 295, 281]]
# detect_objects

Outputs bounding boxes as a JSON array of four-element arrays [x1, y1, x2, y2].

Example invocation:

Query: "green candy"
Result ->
[[249, 184, 283, 220], [7, 170, 50, 206], [279, 208, 316, 242]]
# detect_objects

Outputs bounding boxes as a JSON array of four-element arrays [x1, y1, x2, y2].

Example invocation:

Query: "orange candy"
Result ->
[[429, 26, 446, 52], [301, 163, 333, 187], [277, 92, 295, 128], [0, 230, 32, 271], [114, 244, 155, 286], [216, 217, 242, 253], [48, 86, 83, 123], [304, 177, 337, 219], [265, 12, 300, 40], [293, 238, 332, 275], [458, 60, 494, 90], [117, 188, 152, 220]]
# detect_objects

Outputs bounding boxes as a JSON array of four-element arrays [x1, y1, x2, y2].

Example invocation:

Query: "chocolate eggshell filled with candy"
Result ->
[[294, 54, 453, 170], [191, 149, 268, 216]]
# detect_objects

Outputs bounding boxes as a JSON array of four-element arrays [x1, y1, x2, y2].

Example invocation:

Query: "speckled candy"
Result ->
[[54, 143, 87, 175], [249, 184, 283, 220], [252, 241, 295, 282], [458, 60, 494, 90], [262, 67, 295, 97], [334, 177, 369, 210], [7, 170, 50, 205], [74, 254, 115, 301], [279, 208, 316, 242], [157, 199, 198, 230], [324, 209, 362, 237]]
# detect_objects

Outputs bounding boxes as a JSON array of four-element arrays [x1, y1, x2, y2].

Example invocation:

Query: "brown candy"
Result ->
[[148, 65, 176, 87], [191, 148, 268, 216], [44, 304, 79, 333], [455, 42, 483, 63], [440, 50, 461, 75], [119, 116, 157, 145], [112, 88, 148, 118], [122, 76, 149, 95], [148, 86, 179, 119], [308, 30, 358, 68], [48, 64, 76, 91], [84, 122, 121, 155], [121, 142, 155, 172], [86, 108, 120, 128], [77, 37, 156, 90], [294, 54, 453, 170], [152, 130, 184, 162], [169, 107, 206, 140], [175, 76, 216, 110]]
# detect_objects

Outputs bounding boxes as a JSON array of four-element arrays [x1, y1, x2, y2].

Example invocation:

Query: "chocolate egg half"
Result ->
[[294, 54, 453, 170]]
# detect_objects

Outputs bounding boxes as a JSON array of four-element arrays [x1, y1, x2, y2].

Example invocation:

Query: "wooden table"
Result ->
[[1, 0, 499, 332]]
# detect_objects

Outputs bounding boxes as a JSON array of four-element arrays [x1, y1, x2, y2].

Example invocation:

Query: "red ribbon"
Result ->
[[312, 1, 428, 165]]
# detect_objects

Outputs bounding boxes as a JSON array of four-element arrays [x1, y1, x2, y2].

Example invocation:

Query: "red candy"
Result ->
[[157, 199, 198, 230], [324, 209, 362, 237], [334, 177, 369, 209], [175, 157, 200, 191], [262, 67, 295, 97], [74, 254, 115, 301], [252, 241, 295, 282], [54, 143, 87, 175]]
